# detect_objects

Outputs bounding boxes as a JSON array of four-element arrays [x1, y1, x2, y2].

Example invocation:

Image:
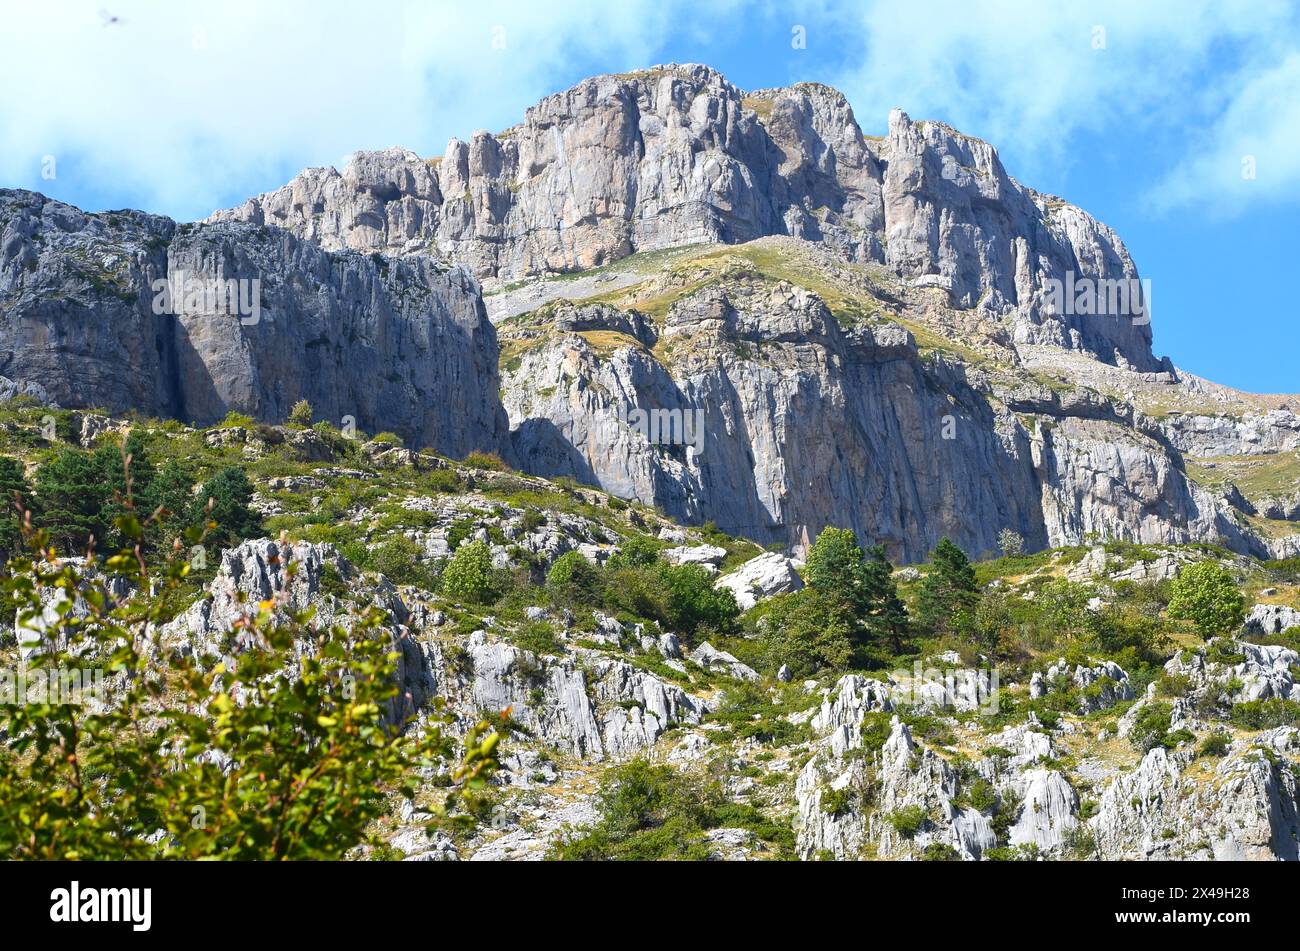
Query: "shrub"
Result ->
[[997, 528, 1025, 558], [1168, 561, 1245, 639], [441, 539, 499, 604], [921, 842, 962, 861], [550, 759, 717, 861], [1229, 698, 1300, 731], [605, 534, 662, 571], [511, 620, 562, 656], [602, 565, 667, 622], [287, 399, 313, 427], [887, 805, 928, 838], [546, 550, 603, 605], [462, 450, 507, 471], [365, 536, 438, 591], [1128, 702, 1192, 752], [1197, 733, 1231, 757]]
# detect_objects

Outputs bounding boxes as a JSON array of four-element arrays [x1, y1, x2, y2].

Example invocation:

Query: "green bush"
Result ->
[[605, 535, 662, 571], [462, 450, 507, 471], [1197, 733, 1231, 757], [441, 539, 500, 605], [1230, 698, 1300, 731], [921, 842, 961, 861], [365, 536, 438, 591], [550, 759, 717, 861], [887, 805, 928, 838], [1127, 702, 1193, 752], [1168, 561, 1245, 639], [287, 399, 313, 427], [546, 550, 603, 605]]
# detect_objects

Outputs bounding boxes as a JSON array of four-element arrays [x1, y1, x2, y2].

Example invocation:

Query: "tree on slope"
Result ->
[[915, 537, 980, 639]]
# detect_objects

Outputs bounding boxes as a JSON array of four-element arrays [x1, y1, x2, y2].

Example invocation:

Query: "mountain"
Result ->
[[5, 63, 1300, 864], [2, 63, 1297, 561], [212, 63, 1300, 562]]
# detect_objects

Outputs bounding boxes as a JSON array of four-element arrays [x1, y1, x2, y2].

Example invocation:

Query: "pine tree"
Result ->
[[804, 527, 871, 617], [189, 466, 261, 550], [803, 529, 909, 654], [0, 456, 31, 554], [861, 544, 909, 652], [915, 537, 980, 639], [34, 447, 111, 554]]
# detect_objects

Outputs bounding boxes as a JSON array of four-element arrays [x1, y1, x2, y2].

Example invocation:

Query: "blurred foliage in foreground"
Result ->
[[0, 444, 500, 860]]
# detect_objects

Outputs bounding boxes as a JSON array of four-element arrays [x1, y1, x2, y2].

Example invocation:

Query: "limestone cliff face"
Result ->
[[0, 189, 508, 456], [213, 64, 1159, 371], [501, 274, 1257, 563]]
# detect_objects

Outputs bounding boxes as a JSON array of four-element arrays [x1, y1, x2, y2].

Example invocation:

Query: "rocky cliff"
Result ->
[[213, 64, 1158, 372], [4, 64, 1297, 562], [0, 189, 507, 456]]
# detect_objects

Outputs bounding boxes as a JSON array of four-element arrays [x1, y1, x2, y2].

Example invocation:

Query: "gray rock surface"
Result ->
[[0, 189, 508, 458], [715, 552, 803, 610], [216, 65, 1157, 371]]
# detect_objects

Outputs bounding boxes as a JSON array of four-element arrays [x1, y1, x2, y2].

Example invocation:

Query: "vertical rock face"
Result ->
[[0, 189, 509, 457], [500, 278, 1257, 562], [213, 64, 1159, 371]]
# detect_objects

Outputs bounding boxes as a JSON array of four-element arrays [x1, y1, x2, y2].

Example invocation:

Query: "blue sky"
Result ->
[[2, 0, 1296, 392]]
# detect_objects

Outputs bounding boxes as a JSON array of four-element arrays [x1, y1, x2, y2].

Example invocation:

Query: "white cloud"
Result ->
[[0, 0, 738, 220], [5, 0, 1297, 223], [1147, 52, 1300, 216], [825, 0, 1300, 208]]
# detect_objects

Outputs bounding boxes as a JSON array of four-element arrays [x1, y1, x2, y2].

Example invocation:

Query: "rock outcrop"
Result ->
[[0, 189, 508, 457], [215, 64, 1158, 371]]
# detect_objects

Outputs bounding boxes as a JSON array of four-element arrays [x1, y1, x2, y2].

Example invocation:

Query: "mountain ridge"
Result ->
[[2, 63, 1297, 561]]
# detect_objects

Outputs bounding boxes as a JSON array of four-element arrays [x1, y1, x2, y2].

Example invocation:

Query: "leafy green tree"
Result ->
[[1167, 560, 1245, 639], [441, 538, 499, 604], [915, 538, 980, 639], [997, 528, 1025, 558], [0, 456, 31, 554], [0, 512, 501, 859], [546, 550, 603, 605], [605, 535, 661, 571], [655, 562, 739, 643], [755, 588, 854, 676], [188, 466, 261, 550]]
